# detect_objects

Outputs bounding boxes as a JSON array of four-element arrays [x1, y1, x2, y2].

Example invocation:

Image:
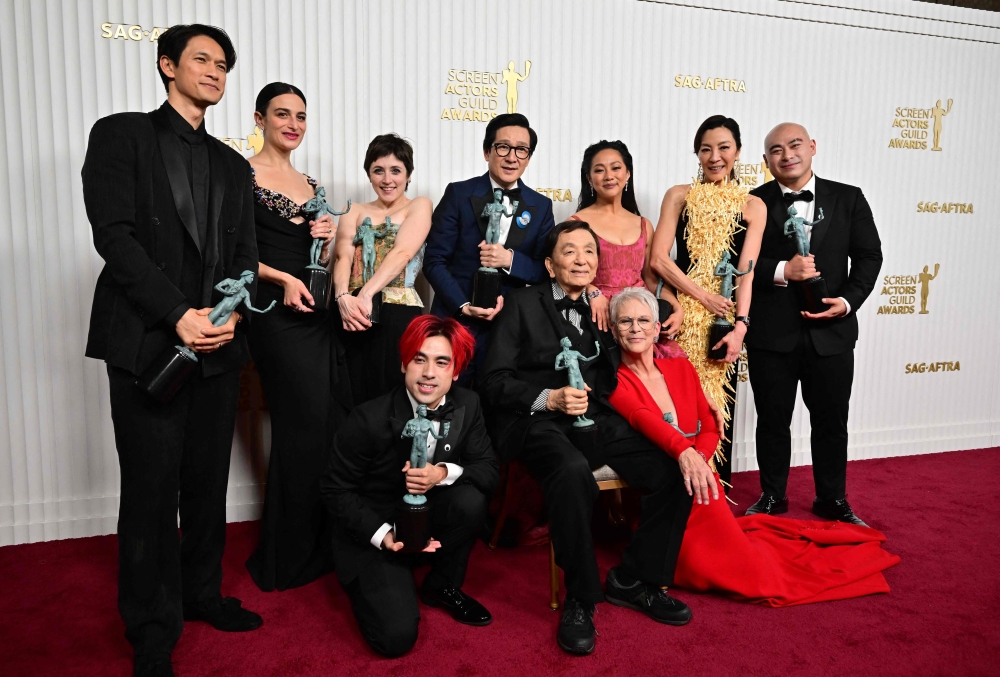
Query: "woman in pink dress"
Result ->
[[569, 140, 684, 357]]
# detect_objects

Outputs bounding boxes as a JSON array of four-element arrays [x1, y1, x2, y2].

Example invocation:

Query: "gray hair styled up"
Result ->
[[609, 287, 660, 324]]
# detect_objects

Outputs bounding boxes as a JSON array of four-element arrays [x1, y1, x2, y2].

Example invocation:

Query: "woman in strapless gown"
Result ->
[[245, 83, 352, 591], [332, 134, 432, 404], [568, 140, 684, 359]]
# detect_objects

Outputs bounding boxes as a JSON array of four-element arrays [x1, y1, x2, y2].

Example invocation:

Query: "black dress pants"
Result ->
[[516, 415, 692, 604], [344, 483, 486, 657], [747, 330, 854, 501], [107, 364, 240, 659]]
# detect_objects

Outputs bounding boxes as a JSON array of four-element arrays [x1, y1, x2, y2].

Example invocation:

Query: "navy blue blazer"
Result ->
[[424, 172, 555, 316]]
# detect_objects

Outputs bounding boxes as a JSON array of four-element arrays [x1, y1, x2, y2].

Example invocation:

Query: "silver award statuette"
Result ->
[[708, 251, 752, 360], [394, 404, 445, 552], [301, 186, 351, 310], [784, 204, 829, 313], [471, 189, 516, 309]]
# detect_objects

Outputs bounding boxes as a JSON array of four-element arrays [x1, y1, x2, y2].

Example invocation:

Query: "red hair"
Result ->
[[399, 315, 476, 375]]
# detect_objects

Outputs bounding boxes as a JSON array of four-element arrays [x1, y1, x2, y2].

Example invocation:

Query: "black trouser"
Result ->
[[717, 366, 739, 486], [516, 415, 692, 604], [344, 483, 486, 657], [747, 331, 854, 501], [107, 364, 240, 660]]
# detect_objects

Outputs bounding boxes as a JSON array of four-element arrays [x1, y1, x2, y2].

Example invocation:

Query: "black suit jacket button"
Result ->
[[226, 226, 236, 234], [157, 262, 166, 270], [151, 217, 160, 226]]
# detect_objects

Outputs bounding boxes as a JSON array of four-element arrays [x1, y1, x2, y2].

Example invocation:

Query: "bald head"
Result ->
[[763, 122, 816, 190], [764, 123, 810, 153]]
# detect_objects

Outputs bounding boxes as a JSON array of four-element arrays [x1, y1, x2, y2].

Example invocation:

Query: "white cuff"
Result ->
[[371, 522, 393, 549], [774, 261, 788, 287], [437, 463, 464, 486], [839, 297, 852, 315], [502, 248, 515, 275], [532, 389, 551, 412]]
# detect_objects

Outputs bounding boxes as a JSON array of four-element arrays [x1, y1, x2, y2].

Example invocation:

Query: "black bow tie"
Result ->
[[423, 401, 455, 422], [555, 295, 589, 314], [502, 187, 522, 202], [783, 190, 814, 204]]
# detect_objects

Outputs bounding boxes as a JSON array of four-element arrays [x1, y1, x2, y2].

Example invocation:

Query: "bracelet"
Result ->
[[335, 291, 351, 301]]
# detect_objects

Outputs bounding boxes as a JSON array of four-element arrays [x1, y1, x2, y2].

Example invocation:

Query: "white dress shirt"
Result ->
[[772, 174, 851, 314], [370, 393, 464, 549]]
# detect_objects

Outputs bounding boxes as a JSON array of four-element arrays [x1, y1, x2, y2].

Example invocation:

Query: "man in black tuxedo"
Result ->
[[82, 25, 262, 677], [481, 222, 694, 656], [321, 316, 499, 657], [745, 123, 883, 525]]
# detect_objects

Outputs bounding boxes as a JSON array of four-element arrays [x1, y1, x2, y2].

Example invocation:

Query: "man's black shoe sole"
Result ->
[[604, 592, 692, 626]]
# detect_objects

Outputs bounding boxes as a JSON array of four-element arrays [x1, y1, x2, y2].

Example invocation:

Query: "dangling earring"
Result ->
[[591, 184, 595, 197], [624, 180, 629, 192], [697, 165, 704, 182]]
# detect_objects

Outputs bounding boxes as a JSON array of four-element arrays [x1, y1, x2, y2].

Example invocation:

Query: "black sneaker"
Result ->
[[605, 567, 692, 625], [557, 597, 596, 655]]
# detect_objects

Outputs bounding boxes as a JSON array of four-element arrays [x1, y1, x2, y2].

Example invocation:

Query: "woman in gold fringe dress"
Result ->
[[649, 115, 766, 486]]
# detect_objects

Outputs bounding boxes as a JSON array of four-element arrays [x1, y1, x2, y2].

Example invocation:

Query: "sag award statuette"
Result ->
[[784, 205, 829, 313], [351, 216, 392, 323], [395, 405, 448, 553], [555, 337, 602, 462], [708, 251, 753, 360], [472, 189, 518, 309], [301, 186, 351, 310], [136, 270, 276, 403]]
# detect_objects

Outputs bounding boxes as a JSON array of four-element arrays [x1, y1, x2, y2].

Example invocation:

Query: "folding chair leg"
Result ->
[[549, 541, 560, 610]]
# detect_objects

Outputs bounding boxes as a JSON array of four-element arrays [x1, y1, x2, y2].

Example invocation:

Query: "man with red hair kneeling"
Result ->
[[322, 315, 499, 657]]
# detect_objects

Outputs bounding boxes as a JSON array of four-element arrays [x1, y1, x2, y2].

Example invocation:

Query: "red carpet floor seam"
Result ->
[[1, 448, 998, 677]]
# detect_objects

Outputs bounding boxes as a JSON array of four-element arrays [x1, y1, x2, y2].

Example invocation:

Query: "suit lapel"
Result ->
[[433, 402, 465, 465], [389, 387, 413, 466], [469, 173, 493, 239], [502, 178, 535, 252], [808, 176, 836, 255], [762, 180, 800, 260], [205, 141, 226, 270], [151, 108, 201, 257]]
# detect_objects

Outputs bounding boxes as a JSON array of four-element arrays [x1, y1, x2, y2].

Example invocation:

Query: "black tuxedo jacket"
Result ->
[[479, 283, 621, 461], [746, 177, 882, 356], [321, 385, 498, 584], [82, 104, 258, 376]]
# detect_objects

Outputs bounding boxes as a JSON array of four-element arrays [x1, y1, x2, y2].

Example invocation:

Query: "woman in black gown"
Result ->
[[245, 82, 352, 591], [648, 116, 766, 485]]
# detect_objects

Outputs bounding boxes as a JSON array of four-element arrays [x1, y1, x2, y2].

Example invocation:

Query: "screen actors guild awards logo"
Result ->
[[877, 264, 940, 315], [502, 60, 530, 113], [442, 59, 531, 123], [889, 99, 953, 151], [217, 127, 264, 156]]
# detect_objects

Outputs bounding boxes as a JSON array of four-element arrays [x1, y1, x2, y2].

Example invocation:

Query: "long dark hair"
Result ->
[[576, 140, 640, 215], [254, 82, 307, 116], [693, 115, 741, 182]]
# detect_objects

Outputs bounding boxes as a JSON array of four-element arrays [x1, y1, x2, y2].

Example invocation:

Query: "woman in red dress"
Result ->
[[607, 287, 900, 606]]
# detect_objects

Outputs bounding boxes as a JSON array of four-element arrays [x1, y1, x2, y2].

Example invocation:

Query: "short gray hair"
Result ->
[[610, 287, 659, 324]]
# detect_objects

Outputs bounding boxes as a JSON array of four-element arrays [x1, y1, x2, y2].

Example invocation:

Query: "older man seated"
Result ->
[[480, 221, 694, 656]]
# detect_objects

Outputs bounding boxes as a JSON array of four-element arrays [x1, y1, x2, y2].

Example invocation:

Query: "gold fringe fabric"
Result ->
[[674, 179, 749, 466]]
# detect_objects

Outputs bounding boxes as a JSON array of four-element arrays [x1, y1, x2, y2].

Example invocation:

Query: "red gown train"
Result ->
[[609, 357, 900, 607]]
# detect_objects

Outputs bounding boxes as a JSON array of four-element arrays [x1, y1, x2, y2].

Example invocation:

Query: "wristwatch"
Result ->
[[735, 315, 750, 328], [588, 288, 602, 300]]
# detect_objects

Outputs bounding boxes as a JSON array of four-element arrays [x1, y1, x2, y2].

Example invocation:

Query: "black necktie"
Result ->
[[424, 401, 455, 422], [555, 295, 588, 315], [783, 190, 814, 204]]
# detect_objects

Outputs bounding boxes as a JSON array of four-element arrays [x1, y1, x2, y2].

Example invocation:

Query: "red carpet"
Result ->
[[2, 448, 998, 677]]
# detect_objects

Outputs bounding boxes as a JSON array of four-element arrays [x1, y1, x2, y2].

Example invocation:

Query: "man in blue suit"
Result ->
[[424, 113, 555, 385]]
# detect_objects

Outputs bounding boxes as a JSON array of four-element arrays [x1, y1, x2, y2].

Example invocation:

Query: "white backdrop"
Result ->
[[1, 0, 998, 545]]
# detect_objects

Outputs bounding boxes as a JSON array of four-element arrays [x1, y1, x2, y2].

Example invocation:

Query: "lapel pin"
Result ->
[[444, 443, 452, 452], [517, 211, 531, 228]]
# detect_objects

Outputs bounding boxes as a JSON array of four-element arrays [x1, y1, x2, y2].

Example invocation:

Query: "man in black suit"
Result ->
[[481, 221, 694, 656], [321, 315, 499, 657], [82, 25, 262, 677], [745, 122, 883, 525]]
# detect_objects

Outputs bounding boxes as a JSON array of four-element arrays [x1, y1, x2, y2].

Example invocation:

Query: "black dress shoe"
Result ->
[[557, 597, 596, 656], [812, 497, 868, 527], [420, 586, 492, 626], [745, 493, 789, 516], [183, 597, 263, 632], [134, 656, 174, 677], [605, 567, 692, 626]]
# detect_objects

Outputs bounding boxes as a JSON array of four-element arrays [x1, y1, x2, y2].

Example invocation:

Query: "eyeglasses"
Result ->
[[615, 317, 655, 331], [492, 143, 531, 160]]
